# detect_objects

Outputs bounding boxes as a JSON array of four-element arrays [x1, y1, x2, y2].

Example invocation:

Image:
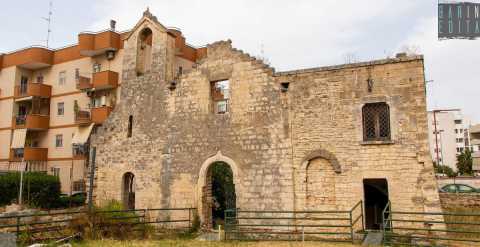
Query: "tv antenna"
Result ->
[[42, 1, 53, 48]]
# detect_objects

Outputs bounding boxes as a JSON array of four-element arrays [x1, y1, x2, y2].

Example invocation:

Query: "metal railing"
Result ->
[[0, 207, 197, 244], [15, 115, 27, 126], [225, 200, 364, 243], [382, 202, 480, 246]]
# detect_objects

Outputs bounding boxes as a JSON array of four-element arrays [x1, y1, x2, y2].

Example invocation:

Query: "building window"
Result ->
[[211, 80, 230, 114], [362, 103, 391, 141], [51, 167, 60, 177], [59, 71, 67, 85], [456, 138, 464, 143], [127, 115, 133, 138], [93, 63, 101, 73], [36, 75, 44, 83], [455, 119, 462, 124], [55, 134, 63, 148], [57, 102, 64, 116], [455, 129, 459, 134]]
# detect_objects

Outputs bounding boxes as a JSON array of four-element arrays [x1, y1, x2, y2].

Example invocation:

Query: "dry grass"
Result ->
[[443, 205, 480, 241], [73, 239, 358, 247]]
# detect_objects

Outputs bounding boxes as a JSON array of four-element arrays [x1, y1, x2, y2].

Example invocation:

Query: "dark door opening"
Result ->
[[363, 179, 389, 230], [122, 172, 135, 210], [210, 162, 236, 229]]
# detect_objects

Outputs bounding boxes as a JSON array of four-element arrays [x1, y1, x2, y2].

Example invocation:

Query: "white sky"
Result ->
[[1, 0, 479, 122]]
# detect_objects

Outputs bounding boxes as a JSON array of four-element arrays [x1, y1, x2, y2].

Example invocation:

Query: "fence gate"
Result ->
[[382, 201, 480, 246], [225, 201, 364, 243]]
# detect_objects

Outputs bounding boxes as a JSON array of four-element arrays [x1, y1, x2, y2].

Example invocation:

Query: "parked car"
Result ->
[[439, 184, 478, 193]]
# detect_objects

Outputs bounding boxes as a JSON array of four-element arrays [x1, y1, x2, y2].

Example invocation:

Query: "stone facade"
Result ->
[[91, 12, 443, 229], [440, 193, 480, 208]]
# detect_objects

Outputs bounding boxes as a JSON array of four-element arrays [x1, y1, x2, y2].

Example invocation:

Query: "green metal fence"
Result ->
[[382, 202, 480, 246], [0, 207, 196, 244], [225, 200, 364, 243]]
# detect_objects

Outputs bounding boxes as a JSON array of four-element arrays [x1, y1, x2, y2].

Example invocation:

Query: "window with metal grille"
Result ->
[[362, 103, 391, 141]]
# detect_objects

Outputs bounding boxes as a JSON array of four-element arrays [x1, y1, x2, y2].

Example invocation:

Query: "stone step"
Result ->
[[362, 231, 383, 246]]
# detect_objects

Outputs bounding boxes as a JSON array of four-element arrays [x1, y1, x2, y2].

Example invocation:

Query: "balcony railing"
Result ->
[[13, 114, 49, 130], [73, 144, 89, 158], [75, 110, 92, 125], [91, 106, 113, 124], [10, 147, 48, 161], [76, 76, 93, 90], [92, 70, 119, 90], [14, 83, 52, 98], [78, 30, 121, 57]]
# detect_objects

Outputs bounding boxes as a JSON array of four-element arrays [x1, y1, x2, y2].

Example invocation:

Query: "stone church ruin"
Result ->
[[91, 10, 443, 230]]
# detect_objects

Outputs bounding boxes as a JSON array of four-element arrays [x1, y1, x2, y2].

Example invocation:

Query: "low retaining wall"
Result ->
[[439, 192, 480, 208], [437, 176, 480, 188]]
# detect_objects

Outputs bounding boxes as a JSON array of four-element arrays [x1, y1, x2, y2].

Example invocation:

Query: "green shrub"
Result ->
[[0, 172, 61, 209], [93, 200, 142, 239]]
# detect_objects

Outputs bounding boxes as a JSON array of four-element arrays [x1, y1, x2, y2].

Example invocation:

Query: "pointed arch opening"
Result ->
[[136, 27, 153, 76], [122, 172, 135, 209], [202, 162, 236, 229]]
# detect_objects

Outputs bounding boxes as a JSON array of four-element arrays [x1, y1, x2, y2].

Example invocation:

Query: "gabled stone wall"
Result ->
[[91, 14, 442, 228]]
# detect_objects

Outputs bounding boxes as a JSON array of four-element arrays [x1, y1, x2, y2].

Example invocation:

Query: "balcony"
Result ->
[[10, 147, 48, 162], [92, 70, 119, 90], [76, 76, 93, 90], [75, 110, 92, 125], [73, 144, 89, 159], [13, 114, 49, 130], [14, 83, 52, 99], [78, 31, 121, 57], [10, 47, 53, 70], [91, 106, 113, 124]]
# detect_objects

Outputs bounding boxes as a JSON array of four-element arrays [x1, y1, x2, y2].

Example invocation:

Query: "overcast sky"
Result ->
[[1, 0, 478, 122]]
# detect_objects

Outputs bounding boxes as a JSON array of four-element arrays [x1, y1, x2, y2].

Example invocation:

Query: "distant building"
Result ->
[[470, 124, 480, 175], [427, 109, 472, 170]]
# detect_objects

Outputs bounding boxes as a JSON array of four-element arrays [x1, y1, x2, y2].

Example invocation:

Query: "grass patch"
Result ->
[[73, 239, 358, 247]]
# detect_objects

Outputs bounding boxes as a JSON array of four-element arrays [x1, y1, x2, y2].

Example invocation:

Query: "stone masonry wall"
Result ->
[[91, 13, 442, 228], [440, 193, 480, 208]]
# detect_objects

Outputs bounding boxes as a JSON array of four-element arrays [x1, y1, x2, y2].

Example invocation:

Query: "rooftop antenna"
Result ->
[[42, 1, 53, 48]]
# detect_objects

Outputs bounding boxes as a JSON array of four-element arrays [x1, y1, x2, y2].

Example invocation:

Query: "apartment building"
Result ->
[[470, 124, 480, 175], [427, 109, 473, 170], [0, 19, 199, 194]]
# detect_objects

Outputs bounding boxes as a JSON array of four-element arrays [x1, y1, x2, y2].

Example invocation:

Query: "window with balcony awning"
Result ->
[[11, 129, 27, 148], [72, 123, 95, 145]]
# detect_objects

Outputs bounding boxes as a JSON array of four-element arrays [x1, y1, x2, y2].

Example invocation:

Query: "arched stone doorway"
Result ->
[[122, 172, 135, 210], [197, 151, 240, 229], [204, 162, 236, 228]]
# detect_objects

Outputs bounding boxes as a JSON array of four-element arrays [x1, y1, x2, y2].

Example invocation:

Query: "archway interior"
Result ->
[[363, 179, 389, 230], [208, 161, 236, 228]]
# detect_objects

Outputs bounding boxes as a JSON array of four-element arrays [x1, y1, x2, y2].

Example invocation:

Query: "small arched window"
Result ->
[[362, 103, 391, 141], [127, 115, 133, 138], [136, 28, 153, 76]]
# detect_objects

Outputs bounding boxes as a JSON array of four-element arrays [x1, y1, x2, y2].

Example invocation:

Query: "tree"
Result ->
[[456, 149, 473, 176], [434, 163, 456, 177]]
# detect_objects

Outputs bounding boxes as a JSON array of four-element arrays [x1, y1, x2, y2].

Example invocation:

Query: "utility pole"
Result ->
[[18, 158, 26, 205], [42, 1, 53, 48]]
